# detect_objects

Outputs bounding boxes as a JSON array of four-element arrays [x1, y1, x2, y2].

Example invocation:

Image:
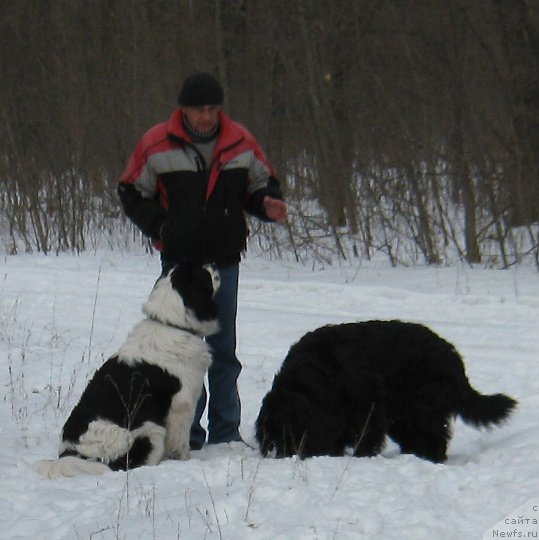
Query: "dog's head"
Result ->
[[255, 385, 346, 459], [142, 264, 220, 336]]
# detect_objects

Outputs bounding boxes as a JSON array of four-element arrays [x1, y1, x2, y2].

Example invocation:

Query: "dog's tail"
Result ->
[[33, 456, 111, 479], [458, 387, 517, 429]]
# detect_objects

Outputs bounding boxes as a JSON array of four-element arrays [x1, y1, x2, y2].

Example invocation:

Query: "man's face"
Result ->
[[183, 105, 220, 134]]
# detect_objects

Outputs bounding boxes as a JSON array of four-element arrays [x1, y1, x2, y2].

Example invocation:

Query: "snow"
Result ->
[[0, 251, 538, 540]]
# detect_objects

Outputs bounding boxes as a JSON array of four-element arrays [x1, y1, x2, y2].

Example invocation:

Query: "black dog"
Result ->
[[256, 320, 517, 463]]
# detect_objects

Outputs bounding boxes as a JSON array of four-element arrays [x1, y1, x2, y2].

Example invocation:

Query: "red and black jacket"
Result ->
[[118, 109, 283, 266]]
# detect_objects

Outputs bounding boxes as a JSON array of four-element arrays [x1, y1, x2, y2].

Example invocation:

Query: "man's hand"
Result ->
[[263, 196, 288, 223]]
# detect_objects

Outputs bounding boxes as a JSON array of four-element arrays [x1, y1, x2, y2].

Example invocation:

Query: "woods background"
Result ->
[[1, 0, 538, 267]]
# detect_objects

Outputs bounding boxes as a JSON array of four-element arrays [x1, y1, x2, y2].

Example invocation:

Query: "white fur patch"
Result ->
[[117, 320, 212, 377], [59, 419, 166, 465], [141, 268, 219, 337], [61, 420, 133, 462], [204, 264, 221, 297]]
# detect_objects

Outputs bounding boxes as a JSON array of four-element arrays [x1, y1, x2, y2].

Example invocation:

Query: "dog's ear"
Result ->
[[168, 262, 192, 283], [169, 264, 218, 322], [192, 266, 216, 298], [189, 267, 218, 322]]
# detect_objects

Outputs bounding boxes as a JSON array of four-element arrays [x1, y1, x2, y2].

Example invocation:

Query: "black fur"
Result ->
[[255, 320, 517, 463], [61, 357, 181, 452], [108, 437, 153, 471]]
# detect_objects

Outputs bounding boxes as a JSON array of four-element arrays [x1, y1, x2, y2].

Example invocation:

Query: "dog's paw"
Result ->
[[169, 450, 190, 461]]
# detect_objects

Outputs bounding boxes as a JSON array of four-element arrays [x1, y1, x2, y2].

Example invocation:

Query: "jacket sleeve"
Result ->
[[117, 137, 167, 240], [245, 176, 284, 222], [243, 136, 284, 222]]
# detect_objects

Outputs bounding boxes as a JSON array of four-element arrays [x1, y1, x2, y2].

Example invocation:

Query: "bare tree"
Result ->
[[0, 0, 537, 266]]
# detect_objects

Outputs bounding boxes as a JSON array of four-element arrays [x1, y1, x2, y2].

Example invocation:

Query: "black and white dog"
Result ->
[[256, 320, 517, 463], [34, 264, 220, 478]]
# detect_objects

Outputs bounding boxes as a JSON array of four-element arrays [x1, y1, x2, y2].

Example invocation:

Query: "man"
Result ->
[[118, 72, 287, 449]]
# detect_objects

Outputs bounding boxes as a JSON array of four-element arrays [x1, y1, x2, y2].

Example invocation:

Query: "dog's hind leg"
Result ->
[[137, 421, 167, 465], [108, 437, 152, 470], [107, 422, 166, 470]]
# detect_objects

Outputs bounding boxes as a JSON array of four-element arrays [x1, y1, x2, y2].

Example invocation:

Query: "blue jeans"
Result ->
[[161, 258, 242, 446]]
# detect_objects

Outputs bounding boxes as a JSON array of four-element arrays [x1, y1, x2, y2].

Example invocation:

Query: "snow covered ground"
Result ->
[[0, 251, 538, 540]]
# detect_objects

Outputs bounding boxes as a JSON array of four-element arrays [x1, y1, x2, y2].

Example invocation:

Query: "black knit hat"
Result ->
[[178, 72, 224, 107]]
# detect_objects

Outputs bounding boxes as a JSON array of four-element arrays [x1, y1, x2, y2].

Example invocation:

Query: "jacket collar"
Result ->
[[167, 109, 249, 201], [168, 109, 245, 153]]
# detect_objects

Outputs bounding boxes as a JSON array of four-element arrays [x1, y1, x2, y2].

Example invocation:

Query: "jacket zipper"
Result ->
[[191, 146, 210, 214], [181, 135, 245, 214]]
